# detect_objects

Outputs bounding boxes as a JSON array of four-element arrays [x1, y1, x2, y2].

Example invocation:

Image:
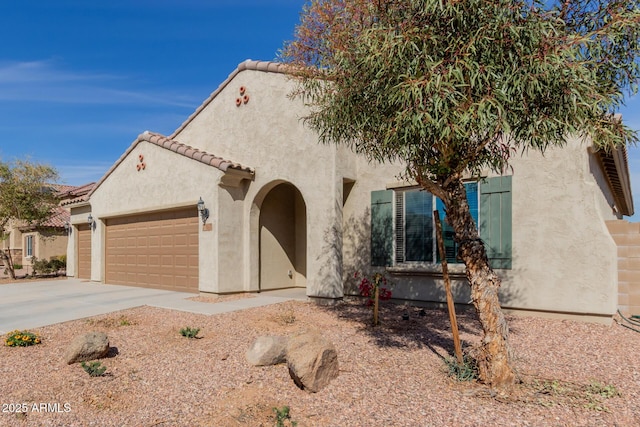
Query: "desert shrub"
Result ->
[[273, 406, 297, 427], [444, 354, 478, 382], [180, 326, 200, 338], [81, 361, 107, 377], [49, 255, 66, 271], [31, 255, 66, 276], [5, 330, 41, 347]]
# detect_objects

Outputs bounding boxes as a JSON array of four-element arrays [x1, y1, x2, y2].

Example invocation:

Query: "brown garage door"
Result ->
[[105, 208, 199, 292], [77, 224, 92, 280]]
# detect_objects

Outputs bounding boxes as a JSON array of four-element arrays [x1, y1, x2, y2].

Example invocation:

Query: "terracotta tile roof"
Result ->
[[67, 182, 95, 196], [80, 132, 254, 204], [140, 131, 254, 173], [60, 195, 90, 207], [170, 60, 290, 138], [19, 206, 70, 230], [50, 184, 78, 195], [59, 182, 96, 207], [42, 206, 70, 228]]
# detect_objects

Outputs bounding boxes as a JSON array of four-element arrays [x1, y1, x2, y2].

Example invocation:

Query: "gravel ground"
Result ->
[[0, 298, 639, 427]]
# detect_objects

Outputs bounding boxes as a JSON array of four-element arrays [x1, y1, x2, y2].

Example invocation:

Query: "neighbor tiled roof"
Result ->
[[82, 131, 254, 202], [59, 182, 96, 207], [170, 60, 290, 138], [42, 206, 70, 228], [50, 184, 78, 195], [18, 206, 70, 230]]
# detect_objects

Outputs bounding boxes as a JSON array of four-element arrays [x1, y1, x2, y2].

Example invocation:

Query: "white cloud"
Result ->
[[0, 60, 198, 108], [56, 163, 112, 186]]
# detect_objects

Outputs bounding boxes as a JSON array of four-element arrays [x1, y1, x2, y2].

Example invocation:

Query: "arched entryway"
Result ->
[[257, 182, 307, 290]]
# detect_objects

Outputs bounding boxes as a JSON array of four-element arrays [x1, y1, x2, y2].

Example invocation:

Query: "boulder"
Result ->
[[64, 332, 110, 365], [246, 336, 288, 366], [286, 331, 339, 392]]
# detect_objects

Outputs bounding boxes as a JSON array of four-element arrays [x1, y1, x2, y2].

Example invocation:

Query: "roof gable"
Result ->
[[81, 131, 254, 203], [170, 60, 290, 139]]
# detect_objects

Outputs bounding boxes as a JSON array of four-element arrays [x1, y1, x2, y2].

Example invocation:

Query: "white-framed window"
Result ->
[[371, 177, 511, 269], [25, 235, 34, 257], [394, 183, 478, 264]]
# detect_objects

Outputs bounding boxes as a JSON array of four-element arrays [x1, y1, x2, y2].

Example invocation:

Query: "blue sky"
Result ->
[[0, 1, 638, 221]]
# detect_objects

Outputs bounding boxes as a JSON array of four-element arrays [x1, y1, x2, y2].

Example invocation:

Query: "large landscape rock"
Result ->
[[246, 336, 288, 366], [286, 331, 339, 393], [64, 332, 110, 365]]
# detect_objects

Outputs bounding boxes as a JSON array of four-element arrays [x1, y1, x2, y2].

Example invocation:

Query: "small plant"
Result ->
[[444, 354, 478, 382], [275, 309, 296, 325], [584, 381, 620, 411], [354, 271, 394, 326], [13, 263, 23, 270], [49, 255, 66, 272], [31, 255, 66, 276], [528, 378, 620, 412], [81, 361, 107, 377], [180, 326, 200, 338], [5, 330, 41, 347], [273, 406, 297, 427], [587, 381, 620, 399], [87, 314, 134, 328], [355, 271, 393, 305]]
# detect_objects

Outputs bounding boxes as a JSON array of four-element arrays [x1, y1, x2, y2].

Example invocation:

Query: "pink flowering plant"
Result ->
[[354, 271, 393, 326], [355, 271, 393, 305]]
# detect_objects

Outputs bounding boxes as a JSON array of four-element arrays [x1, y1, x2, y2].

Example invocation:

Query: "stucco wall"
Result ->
[[34, 231, 67, 264], [501, 139, 618, 318], [84, 140, 222, 285], [341, 138, 620, 321], [174, 70, 347, 299]]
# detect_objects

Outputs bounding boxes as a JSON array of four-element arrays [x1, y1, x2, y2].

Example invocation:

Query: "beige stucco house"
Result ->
[[66, 60, 634, 323], [1, 183, 94, 271]]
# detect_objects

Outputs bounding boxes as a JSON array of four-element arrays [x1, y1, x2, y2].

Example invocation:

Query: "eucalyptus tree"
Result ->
[[281, 0, 639, 387], [0, 160, 59, 279]]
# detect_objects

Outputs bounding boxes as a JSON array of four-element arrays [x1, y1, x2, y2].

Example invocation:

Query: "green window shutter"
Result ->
[[479, 176, 512, 269], [371, 190, 393, 266]]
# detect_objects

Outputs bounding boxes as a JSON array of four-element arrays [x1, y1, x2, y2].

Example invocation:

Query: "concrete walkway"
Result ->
[[0, 278, 308, 334]]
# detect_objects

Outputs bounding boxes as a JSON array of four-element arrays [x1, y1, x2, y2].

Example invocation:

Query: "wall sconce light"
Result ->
[[197, 197, 209, 225], [87, 214, 95, 230], [64, 222, 71, 234]]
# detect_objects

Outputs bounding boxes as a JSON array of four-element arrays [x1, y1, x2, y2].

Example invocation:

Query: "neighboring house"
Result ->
[[1, 183, 94, 270], [65, 60, 634, 323]]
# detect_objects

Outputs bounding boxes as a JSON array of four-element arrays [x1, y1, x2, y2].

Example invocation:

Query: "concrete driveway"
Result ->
[[0, 278, 307, 334]]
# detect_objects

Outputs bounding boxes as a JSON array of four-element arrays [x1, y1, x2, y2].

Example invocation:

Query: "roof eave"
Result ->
[[594, 145, 634, 217]]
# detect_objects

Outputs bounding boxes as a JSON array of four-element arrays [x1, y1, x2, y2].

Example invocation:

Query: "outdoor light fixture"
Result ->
[[64, 222, 70, 234], [87, 214, 95, 230], [197, 197, 209, 225]]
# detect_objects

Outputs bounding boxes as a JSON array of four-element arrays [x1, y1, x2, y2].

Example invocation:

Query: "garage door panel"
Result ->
[[105, 208, 198, 292], [77, 224, 92, 279]]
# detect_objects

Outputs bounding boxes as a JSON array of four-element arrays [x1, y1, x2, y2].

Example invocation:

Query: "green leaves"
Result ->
[[282, 0, 639, 186], [0, 160, 59, 231]]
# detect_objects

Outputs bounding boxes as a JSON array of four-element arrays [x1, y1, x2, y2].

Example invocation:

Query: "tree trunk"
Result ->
[[1, 249, 16, 280], [442, 178, 516, 388]]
